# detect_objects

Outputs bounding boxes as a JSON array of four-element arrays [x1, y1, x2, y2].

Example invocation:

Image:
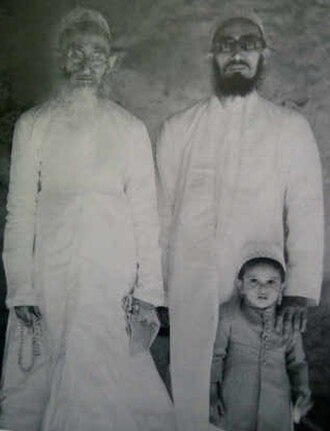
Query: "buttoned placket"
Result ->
[[260, 308, 272, 365]]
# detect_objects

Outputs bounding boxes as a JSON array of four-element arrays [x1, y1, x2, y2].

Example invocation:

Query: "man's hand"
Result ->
[[122, 296, 160, 329], [15, 306, 41, 327], [131, 298, 159, 326], [275, 296, 308, 337], [209, 382, 225, 426]]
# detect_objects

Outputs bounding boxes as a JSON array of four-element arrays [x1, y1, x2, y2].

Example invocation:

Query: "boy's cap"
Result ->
[[237, 241, 286, 276]]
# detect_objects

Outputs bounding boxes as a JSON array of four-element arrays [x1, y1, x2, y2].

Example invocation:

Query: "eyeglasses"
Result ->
[[66, 47, 108, 68], [213, 35, 266, 54]]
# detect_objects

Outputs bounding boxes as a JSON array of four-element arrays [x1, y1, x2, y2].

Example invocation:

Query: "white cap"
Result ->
[[212, 5, 266, 43], [55, 7, 112, 49], [237, 241, 286, 278]]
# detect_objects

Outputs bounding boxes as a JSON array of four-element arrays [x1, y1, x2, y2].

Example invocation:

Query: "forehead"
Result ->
[[60, 25, 110, 52], [215, 18, 262, 40], [244, 262, 281, 278]]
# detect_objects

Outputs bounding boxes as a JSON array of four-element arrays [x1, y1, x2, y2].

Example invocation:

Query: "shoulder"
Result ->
[[257, 95, 313, 133], [13, 102, 51, 137], [160, 97, 212, 140], [14, 105, 40, 127], [219, 298, 240, 325]]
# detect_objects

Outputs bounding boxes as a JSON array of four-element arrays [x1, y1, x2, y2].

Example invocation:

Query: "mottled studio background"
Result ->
[[0, 0, 330, 428]]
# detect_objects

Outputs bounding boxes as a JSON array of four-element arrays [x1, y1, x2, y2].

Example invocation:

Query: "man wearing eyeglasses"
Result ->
[[156, 8, 323, 431], [0, 7, 175, 431]]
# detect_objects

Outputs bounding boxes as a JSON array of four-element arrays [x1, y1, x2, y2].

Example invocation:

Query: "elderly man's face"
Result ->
[[212, 18, 265, 96], [60, 29, 110, 89]]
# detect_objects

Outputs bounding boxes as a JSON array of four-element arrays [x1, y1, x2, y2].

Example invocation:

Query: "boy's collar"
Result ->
[[240, 299, 276, 325]]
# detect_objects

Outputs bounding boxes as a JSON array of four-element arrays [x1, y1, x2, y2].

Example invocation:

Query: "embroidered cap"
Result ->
[[211, 5, 266, 45], [237, 241, 286, 280], [55, 7, 112, 50]]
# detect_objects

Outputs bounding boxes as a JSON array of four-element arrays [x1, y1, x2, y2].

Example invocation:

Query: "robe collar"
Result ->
[[210, 90, 259, 114]]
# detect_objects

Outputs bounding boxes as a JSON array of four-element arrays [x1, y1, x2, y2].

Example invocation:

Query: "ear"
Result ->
[[262, 46, 271, 63], [55, 48, 66, 72], [108, 55, 118, 70], [235, 278, 244, 295], [277, 282, 286, 306], [206, 51, 214, 60], [108, 49, 126, 71]]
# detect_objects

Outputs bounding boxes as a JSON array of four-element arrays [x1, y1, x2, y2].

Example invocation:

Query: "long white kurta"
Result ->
[[1, 96, 174, 431], [156, 92, 324, 431]]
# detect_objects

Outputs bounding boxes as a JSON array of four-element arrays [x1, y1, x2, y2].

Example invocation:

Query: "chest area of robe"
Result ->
[[39, 107, 127, 195], [185, 107, 287, 211]]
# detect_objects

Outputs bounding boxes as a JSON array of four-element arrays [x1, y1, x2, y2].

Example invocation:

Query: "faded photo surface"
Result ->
[[0, 1, 329, 431]]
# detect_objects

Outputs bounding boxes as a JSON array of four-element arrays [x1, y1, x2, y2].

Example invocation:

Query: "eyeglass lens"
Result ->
[[214, 35, 265, 54]]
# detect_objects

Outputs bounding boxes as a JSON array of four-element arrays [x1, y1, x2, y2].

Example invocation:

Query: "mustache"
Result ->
[[212, 55, 265, 97], [224, 60, 250, 72]]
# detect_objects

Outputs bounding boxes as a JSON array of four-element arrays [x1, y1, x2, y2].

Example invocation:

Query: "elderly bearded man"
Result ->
[[0, 8, 175, 431], [156, 8, 324, 431]]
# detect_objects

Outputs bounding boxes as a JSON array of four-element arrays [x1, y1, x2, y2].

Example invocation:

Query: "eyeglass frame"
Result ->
[[65, 45, 110, 69], [212, 34, 266, 55]]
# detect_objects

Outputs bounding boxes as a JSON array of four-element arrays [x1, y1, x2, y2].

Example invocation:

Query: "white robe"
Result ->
[[1, 96, 174, 431], [156, 92, 324, 431]]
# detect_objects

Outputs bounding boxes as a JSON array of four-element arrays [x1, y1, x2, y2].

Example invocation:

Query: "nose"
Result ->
[[79, 57, 93, 73], [258, 284, 268, 295], [231, 47, 244, 60]]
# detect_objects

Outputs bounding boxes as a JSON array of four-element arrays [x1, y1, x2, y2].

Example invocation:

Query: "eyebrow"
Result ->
[[219, 32, 262, 40], [68, 41, 108, 52], [245, 273, 281, 280]]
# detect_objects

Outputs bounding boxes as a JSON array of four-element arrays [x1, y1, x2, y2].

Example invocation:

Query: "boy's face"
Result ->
[[240, 262, 284, 309]]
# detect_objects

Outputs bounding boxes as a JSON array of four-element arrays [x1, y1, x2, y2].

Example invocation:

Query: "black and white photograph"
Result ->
[[0, 1, 329, 431]]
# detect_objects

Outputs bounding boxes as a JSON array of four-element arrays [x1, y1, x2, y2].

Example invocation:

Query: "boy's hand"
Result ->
[[210, 382, 225, 426], [15, 306, 41, 327], [275, 296, 308, 337], [293, 396, 313, 424]]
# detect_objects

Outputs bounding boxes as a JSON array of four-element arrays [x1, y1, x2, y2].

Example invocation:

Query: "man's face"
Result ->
[[60, 29, 110, 89], [212, 18, 265, 96], [240, 262, 283, 309]]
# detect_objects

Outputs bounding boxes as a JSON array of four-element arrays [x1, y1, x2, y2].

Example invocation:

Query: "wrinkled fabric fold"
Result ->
[[1, 98, 173, 431]]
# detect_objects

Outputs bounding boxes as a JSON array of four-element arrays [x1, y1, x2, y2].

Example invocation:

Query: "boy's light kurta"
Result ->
[[156, 92, 324, 431], [211, 300, 311, 431]]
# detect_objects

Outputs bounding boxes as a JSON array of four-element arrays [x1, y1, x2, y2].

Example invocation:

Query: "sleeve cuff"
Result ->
[[6, 293, 39, 309], [133, 286, 165, 307]]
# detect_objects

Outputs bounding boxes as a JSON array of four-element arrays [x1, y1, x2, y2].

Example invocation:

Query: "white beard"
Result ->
[[54, 83, 103, 126]]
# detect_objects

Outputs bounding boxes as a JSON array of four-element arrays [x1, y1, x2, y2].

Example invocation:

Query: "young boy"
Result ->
[[210, 243, 312, 431]]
